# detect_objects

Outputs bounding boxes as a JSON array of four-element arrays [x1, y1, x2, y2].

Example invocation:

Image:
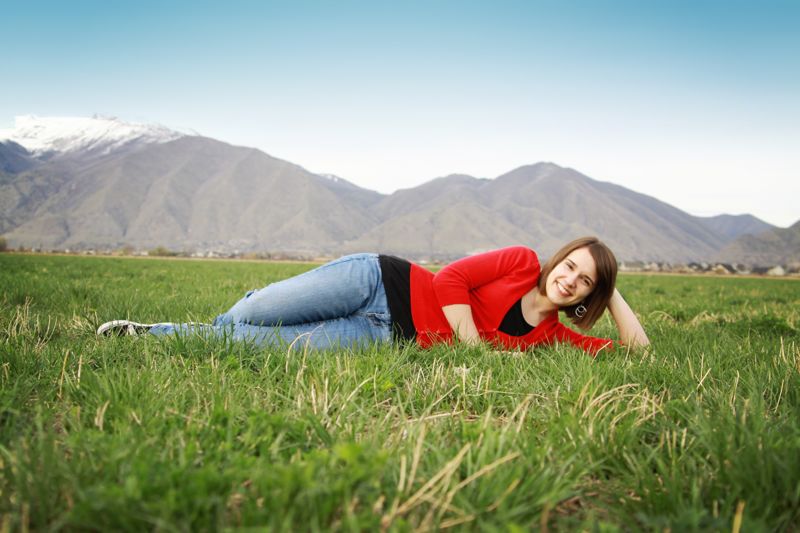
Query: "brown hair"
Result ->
[[537, 236, 618, 330]]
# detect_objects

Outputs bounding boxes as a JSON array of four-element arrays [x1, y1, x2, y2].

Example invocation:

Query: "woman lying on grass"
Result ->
[[97, 236, 649, 356]]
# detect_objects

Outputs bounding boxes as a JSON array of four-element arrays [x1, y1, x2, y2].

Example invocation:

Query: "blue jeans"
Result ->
[[149, 253, 393, 350]]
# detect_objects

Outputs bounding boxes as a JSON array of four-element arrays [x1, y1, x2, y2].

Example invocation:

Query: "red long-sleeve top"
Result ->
[[409, 246, 614, 356]]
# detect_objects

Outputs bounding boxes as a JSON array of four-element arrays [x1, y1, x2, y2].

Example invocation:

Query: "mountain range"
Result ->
[[1, 115, 796, 265]]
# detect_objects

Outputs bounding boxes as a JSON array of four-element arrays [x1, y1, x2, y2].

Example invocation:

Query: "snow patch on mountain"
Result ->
[[0, 115, 184, 156], [319, 173, 346, 183], [317, 172, 373, 192]]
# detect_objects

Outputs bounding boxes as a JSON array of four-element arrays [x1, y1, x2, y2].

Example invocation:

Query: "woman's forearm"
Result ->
[[441, 304, 481, 344], [608, 289, 650, 347]]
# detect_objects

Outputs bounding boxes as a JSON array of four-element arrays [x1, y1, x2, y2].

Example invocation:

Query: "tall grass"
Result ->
[[1, 254, 799, 531]]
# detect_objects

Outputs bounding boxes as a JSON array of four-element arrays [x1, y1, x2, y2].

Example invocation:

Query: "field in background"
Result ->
[[1, 253, 799, 531]]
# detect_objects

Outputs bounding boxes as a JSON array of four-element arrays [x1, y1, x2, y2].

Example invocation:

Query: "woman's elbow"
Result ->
[[628, 334, 650, 348]]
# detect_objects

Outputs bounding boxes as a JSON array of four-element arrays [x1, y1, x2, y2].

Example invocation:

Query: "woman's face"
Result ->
[[545, 246, 597, 307]]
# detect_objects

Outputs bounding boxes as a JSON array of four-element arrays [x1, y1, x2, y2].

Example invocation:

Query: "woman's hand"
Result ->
[[607, 289, 650, 347], [441, 304, 481, 345]]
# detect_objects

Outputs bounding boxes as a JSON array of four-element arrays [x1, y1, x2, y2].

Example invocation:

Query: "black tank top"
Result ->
[[498, 297, 535, 336], [378, 255, 416, 341]]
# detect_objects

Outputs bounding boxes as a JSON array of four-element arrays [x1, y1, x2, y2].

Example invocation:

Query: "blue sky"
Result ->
[[3, 0, 798, 226]]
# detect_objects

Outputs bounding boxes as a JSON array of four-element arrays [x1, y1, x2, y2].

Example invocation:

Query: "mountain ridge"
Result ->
[[0, 116, 793, 265], [715, 220, 800, 267]]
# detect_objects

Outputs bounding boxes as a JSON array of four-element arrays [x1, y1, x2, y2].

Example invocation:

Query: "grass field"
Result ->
[[1, 253, 799, 531]]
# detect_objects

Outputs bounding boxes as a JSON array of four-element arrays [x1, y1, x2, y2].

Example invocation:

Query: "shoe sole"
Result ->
[[96, 320, 156, 336]]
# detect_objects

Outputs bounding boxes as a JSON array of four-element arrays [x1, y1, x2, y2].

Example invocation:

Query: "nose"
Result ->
[[565, 272, 579, 287]]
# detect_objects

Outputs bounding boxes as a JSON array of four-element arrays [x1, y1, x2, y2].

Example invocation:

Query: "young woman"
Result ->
[[97, 237, 649, 356]]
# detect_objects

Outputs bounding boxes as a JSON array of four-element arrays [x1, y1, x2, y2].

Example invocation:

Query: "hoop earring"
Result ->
[[575, 304, 587, 318]]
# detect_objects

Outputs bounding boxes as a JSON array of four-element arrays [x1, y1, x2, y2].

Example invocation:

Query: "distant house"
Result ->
[[767, 265, 786, 277], [711, 264, 732, 275]]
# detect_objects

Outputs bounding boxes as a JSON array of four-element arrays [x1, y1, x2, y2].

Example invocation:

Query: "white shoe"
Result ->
[[96, 320, 156, 336]]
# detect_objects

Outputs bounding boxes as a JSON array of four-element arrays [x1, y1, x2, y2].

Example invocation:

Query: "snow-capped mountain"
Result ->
[[0, 115, 183, 157]]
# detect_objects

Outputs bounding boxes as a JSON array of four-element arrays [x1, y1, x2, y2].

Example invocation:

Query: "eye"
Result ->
[[566, 262, 574, 270]]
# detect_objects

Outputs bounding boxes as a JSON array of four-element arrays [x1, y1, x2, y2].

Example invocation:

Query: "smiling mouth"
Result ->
[[556, 281, 572, 297]]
